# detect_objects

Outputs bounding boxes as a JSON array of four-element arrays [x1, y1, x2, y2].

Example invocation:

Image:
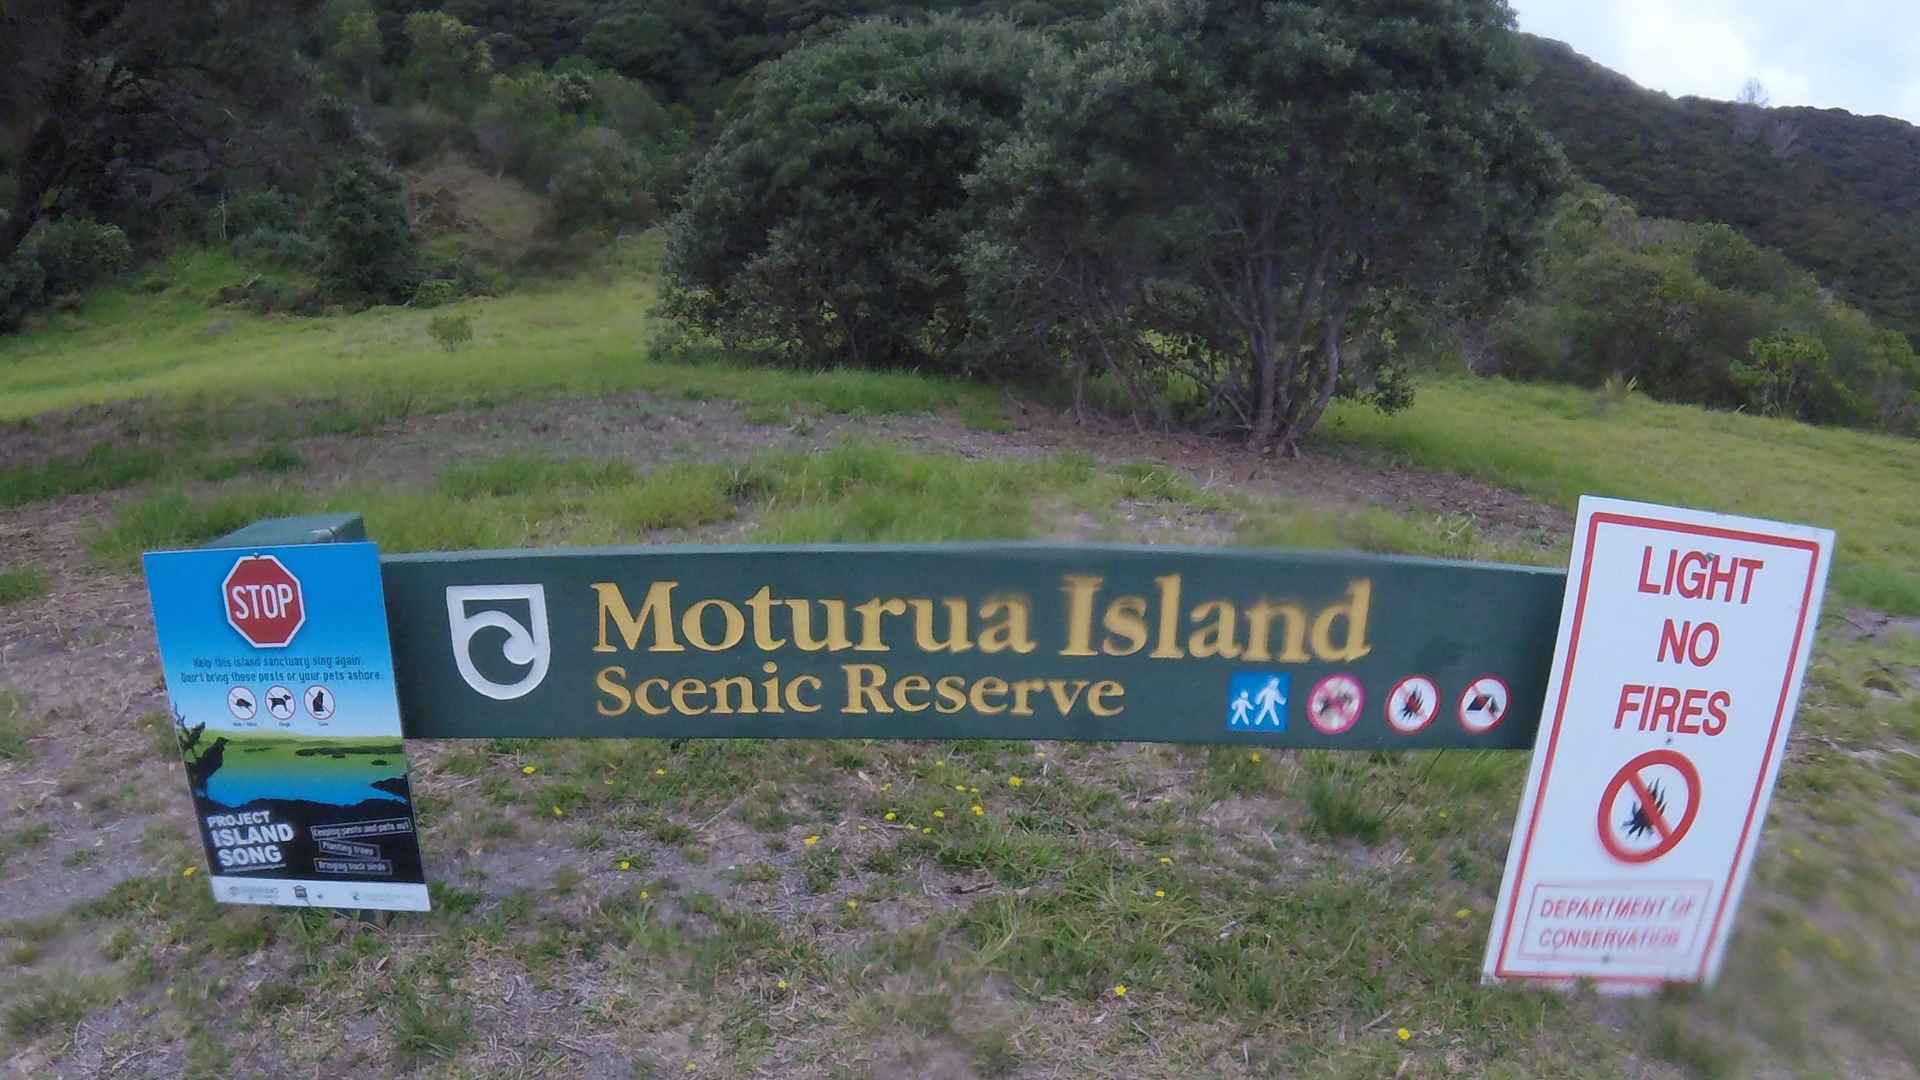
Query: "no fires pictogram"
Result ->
[[1598, 749, 1701, 863]]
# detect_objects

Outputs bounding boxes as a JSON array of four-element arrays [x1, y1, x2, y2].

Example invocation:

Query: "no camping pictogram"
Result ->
[[1598, 749, 1701, 864], [1306, 673, 1363, 735], [1458, 675, 1510, 734]]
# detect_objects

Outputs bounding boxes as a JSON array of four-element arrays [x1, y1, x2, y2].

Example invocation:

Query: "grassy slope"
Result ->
[[1326, 381, 1920, 613], [6, 242, 1911, 608], [0, 241, 997, 428], [0, 246, 1916, 1077]]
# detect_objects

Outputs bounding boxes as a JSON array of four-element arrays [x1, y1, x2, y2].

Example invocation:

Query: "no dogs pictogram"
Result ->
[[1598, 749, 1701, 864]]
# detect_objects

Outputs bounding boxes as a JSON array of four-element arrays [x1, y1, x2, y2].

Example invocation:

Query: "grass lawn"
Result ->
[[1324, 380, 1920, 614], [0, 240, 1915, 1077]]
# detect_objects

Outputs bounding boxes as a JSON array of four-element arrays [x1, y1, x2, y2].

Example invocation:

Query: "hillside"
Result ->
[[1522, 34, 1920, 344]]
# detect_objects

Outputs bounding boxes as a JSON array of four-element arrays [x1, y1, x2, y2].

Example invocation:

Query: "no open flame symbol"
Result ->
[[1598, 749, 1702, 863]]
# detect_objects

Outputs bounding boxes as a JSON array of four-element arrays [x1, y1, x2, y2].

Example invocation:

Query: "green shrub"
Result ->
[[665, 17, 1054, 370], [315, 161, 417, 303], [31, 218, 134, 294], [413, 279, 459, 308], [0, 252, 48, 332], [222, 188, 300, 238], [384, 103, 461, 167], [233, 228, 322, 269], [1491, 188, 1920, 433], [472, 70, 570, 181], [1, 217, 132, 331], [549, 128, 656, 233], [428, 312, 474, 351]]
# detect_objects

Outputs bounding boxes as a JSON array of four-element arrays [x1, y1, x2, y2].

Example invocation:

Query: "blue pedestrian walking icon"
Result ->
[[1226, 672, 1289, 731]]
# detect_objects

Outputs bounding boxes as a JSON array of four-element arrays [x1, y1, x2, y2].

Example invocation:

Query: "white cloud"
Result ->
[[1509, 0, 1920, 123], [1614, 0, 1755, 102]]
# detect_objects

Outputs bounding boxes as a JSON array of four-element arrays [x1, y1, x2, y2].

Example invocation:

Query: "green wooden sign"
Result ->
[[211, 515, 1566, 748]]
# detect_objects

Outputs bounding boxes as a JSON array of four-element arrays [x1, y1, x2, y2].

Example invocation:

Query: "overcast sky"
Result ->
[[1509, 0, 1920, 124]]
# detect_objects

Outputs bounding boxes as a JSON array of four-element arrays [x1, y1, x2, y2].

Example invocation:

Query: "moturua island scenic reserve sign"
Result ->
[[392, 543, 1563, 746], [145, 497, 1832, 993]]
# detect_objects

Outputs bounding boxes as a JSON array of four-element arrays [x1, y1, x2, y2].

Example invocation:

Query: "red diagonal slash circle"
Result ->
[[1598, 749, 1701, 863]]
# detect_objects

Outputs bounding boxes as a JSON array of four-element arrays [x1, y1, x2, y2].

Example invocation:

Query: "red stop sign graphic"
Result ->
[[222, 555, 306, 648]]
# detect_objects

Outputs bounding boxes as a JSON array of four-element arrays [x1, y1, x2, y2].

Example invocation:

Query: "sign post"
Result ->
[[146, 496, 1835, 975], [1482, 496, 1831, 991], [384, 543, 1564, 747]]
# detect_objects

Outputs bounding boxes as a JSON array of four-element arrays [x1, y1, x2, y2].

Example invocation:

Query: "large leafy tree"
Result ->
[[969, 0, 1563, 452], [0, 0, 318, 262], [664, 16, 1056, 369]]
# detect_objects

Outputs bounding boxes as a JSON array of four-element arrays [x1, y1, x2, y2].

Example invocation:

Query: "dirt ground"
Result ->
[[0, 393, 1564, 924]]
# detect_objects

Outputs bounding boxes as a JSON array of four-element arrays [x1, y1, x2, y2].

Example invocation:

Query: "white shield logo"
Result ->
[[446, 585, 551, 700]]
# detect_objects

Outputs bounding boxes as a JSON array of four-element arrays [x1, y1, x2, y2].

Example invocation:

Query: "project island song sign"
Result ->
[[144, 542, 430, 912]]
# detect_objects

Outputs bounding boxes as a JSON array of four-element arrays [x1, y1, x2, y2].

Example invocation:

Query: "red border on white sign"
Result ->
[[1491, 512, 1823, 986], [1384, 674, 1438, 734], [1457, 674, 1511, 735], [1306, 673, 1364, 735]]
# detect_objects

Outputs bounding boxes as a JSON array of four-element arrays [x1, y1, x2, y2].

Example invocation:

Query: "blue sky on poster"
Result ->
[[1509, 0, 1920, 124]]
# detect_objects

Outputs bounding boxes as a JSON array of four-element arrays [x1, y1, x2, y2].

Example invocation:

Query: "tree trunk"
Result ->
[[1250, 236, 1334, 452], [1277, 295, 1354, 457], [1, 115, 69, 262], [1245, 330, 1279, 450], [0, 205, 38, 264]]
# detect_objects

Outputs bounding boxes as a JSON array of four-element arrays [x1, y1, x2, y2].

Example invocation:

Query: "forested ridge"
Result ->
[[1522, 34, 1920, 345], [3, 2, 1916, 440]]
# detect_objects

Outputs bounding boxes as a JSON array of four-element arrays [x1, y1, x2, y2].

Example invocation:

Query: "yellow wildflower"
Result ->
[[655, 767, 667, 776], [972, 805, 984, 816], [1454, 908, 1471, 919], [922, 826, 932, 834], [1158, 856, 1172, 865], [846, 900, 859, 910], [777, 979, 789, 990], [521, 765, 537, 775], [640, 890, 651, 899], [182, 866, 197, 877], [969, 786, 980, 794], [880, 782, 892, 792], [1112, 984, 1127, 998], [803, 835, 820, 846], [1396, 1028, 1411, 1042], [552, 806, 565, 817], [955, 784, 967, 792], [1248, 752, 1261, 763], [618, 860, 632, 871], [1008, 776, 1023, 788], [1154, 889, 1165, 898], [933, 810, 946, 819], [884, 811, 898, 821]]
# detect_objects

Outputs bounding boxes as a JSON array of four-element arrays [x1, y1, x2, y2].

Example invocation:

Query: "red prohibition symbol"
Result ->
[[1598, 748, 1701, 864]]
